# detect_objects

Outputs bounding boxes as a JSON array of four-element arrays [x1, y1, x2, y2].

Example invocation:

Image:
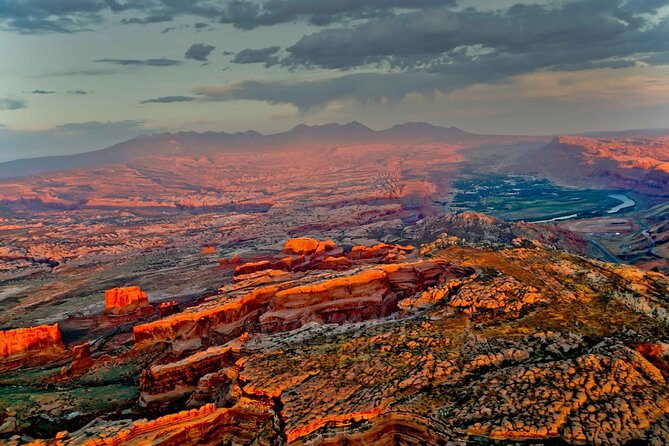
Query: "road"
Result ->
[[589, 240, 621, 264]]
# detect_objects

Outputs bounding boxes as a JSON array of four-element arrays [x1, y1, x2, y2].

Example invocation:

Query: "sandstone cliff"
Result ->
[[0, 323, 66, 365], [105, 286, 151, 315]]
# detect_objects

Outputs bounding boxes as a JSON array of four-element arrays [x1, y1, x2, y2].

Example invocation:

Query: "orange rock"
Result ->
[[201, 245, 216, 254], [318, 256, 354, 270], [0, 323, 65, 362], [283, 237, 322, 255], [159, 301, 179, 317], [348, 243, 415, 262], [219, 253, 243, 268], [104, 286, 151, 315], [62, 342, 95, 377], [234, 260, 273, 276]]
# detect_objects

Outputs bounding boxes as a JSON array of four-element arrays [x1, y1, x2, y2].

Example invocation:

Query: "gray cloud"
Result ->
[[67, 90, 93, 95], [190, 0, 669, 112], [194, 72, 446, 112], [39, 68, 116, 77], [140, 95, 195, 104], [0, 98, 27, 110], [121, 14, 173, 25], [0, 0, 457, 33], [32, 89, 56, 94], [185, 43, 216, 61], [279, 0, 669, 71], [218, 0, 458, 29], [231, 46, 280, 66], [94, 57, 181, 66]]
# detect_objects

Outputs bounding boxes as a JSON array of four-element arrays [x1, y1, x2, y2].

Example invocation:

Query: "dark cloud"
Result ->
[[193, 72, 446, 112], [279, 0, 669, 71], [0, 98, 27, 110], [217, 0, 458, 30], [94, 58, 181, 66], [0, 0, 457, 33], [231, 46, 280, 66], [121, 14, 173, 25], [185, 43, 215, 61], [67, 90, 93, 95], [192, 0, 669, 111], [32, 89, 56, 94], [140, 95, 195, 104], [39, 68, 116, 77]]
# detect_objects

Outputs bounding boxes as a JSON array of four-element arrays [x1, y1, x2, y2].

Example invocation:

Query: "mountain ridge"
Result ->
[[0, 122, 508, 179]]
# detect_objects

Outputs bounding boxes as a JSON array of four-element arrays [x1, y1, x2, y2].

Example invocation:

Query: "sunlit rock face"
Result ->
[[0, 323, 65, 366], [232, 238, 415, 280], [104, 286, 151, 315], [3, 236, 669, 446]]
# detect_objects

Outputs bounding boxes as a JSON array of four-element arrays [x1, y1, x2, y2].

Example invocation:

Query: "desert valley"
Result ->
[[2, 0, 669, 443], [1, 123, 668, 445]]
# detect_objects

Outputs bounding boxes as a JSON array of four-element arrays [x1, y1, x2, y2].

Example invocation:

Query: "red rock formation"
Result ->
[[232, 239, 414, 279], [290, 412, 444, 445], [234, 260, 273, 277], [0, 323, 65, 363], [201, 245, 216, 254], [104, 286, 151, 315], [634, 343, 669, 379], [61, 343, 96, 377], [284, 237, 336, 255], [218, 253, 242, 269], [318, 256, 354, 270], [133, 285, 280, 347], [348, 242, 415, 262], [134, 260, 468, 348], [53, 402, 274, 446], [259, 269, 392, 332], [139, 345, 236, 407], [159, 301, 179, 317]]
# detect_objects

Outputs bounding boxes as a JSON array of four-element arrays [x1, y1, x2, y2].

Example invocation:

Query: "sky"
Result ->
[[0, 0, 668, 162]]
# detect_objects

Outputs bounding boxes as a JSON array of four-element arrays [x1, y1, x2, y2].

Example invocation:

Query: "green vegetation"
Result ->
[[450, 173, 629, 222]]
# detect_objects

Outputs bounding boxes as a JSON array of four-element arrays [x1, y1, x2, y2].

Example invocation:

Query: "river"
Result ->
[[606, 194, 635, 214]]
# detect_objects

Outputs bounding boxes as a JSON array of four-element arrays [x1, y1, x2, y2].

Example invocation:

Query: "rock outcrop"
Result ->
[[139, 345, 236, 407], [104, 286, 151, 315], [0, 323, 66, 365], [133, 259, 469, 349], [159, 301, 179, 317], [233, 238, 415, 280], [6, 238, 669, 446], [42, 402, 276, 446], [61, 343, 96, 377]]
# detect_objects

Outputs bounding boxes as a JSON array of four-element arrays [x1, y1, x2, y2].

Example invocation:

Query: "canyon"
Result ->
[[1, 235, 668, 445], [1, 124, 668, 445]]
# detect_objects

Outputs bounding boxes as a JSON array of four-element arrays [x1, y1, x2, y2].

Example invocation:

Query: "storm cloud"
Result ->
[[185, 43, 216, 61], [0, 0, 457, 33], [279, 0, 669, 71], [231, 46, 280, 65], [194, 0, 669, 110], [217, 0, 457, 29], [193, 72, 448, 112]]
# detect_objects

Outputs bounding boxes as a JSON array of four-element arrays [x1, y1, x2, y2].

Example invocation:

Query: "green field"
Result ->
[[450, 173, 630, 222]]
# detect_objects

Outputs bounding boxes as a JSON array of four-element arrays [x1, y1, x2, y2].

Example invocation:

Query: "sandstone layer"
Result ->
[[2, 238, 669, 446], [104, 286, 151, 315]]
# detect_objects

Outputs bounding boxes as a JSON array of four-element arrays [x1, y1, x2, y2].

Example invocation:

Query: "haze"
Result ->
[[1, 0, 669, 162]]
